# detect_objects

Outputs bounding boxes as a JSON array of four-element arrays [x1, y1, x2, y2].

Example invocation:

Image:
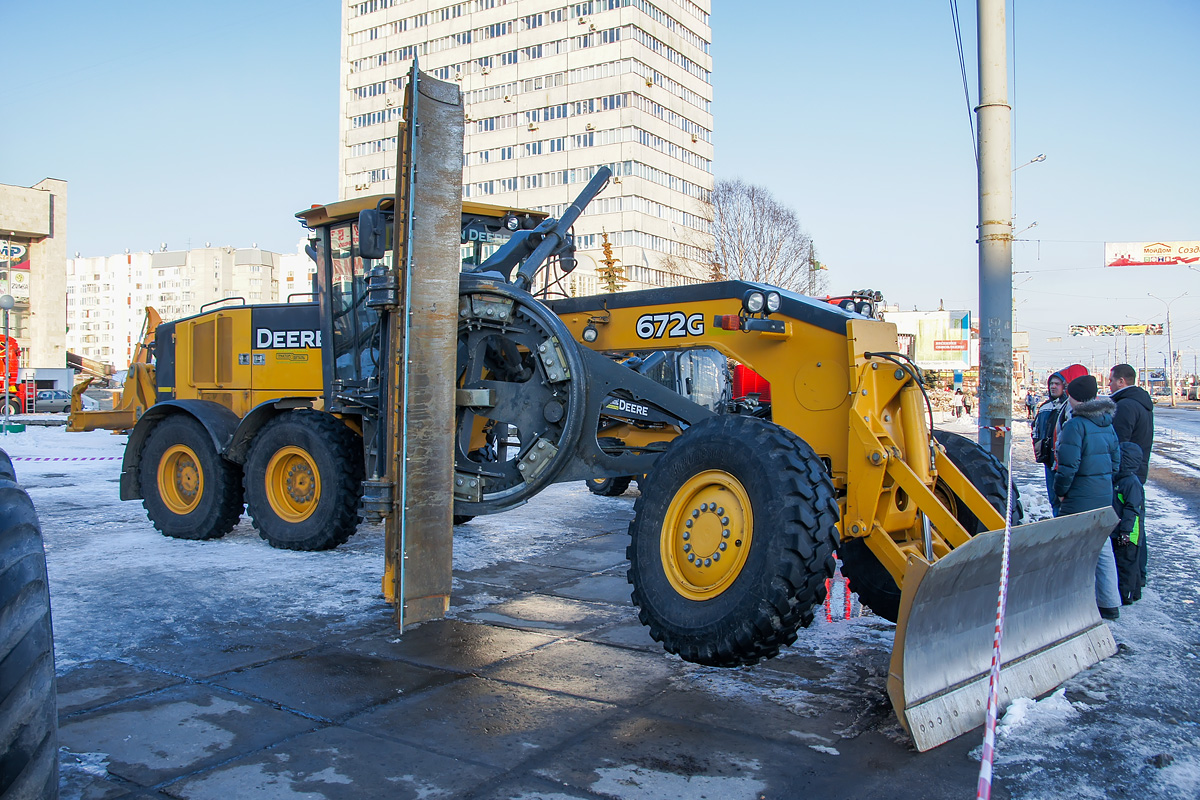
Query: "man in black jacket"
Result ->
[[1108, 363, 1154, 586]]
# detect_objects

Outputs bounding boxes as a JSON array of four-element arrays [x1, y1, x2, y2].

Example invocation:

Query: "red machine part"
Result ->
[[732, 363, 771, 403]]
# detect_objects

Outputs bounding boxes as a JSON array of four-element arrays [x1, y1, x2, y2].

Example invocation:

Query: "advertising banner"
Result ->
[[0, 241, 30, 300], [884, 310, 972, 370], [1069, 323, 1163, 336], [1105, 241, 1200, 267]]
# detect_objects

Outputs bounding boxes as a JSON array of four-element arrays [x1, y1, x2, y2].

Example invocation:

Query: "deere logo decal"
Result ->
[[605, 398, 649, 417], [255, 328, 322, 349]]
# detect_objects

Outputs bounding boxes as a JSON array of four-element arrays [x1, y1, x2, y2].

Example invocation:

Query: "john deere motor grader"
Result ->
[[111, 65, 1116, 751]]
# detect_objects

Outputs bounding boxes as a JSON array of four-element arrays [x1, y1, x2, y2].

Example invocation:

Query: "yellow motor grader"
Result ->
[[98, 64, 1115, 751]]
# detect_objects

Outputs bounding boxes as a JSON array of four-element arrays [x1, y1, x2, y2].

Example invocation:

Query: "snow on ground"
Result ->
[[4, 413, 1199, 797]]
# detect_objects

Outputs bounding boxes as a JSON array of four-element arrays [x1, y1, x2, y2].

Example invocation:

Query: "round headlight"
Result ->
[[765, 291, 782, 313], [503, 214, 520, 232], [582, 324, 598, 343], [743, 290, 765, 314]]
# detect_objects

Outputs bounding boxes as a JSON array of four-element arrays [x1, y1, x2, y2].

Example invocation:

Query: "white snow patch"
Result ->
[[591, 761, 766, 800], [808, 744, 840, 756]]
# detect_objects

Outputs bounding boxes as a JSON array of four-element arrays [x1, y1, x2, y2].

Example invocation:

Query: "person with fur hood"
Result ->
[[1032, 363, 1089, 514], [1053, 374, 1122, 619]]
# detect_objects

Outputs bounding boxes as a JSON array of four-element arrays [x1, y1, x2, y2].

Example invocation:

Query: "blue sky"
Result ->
[[3, 1, 1198, 374]]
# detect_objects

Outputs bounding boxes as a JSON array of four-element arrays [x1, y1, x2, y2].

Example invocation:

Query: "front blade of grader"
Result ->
[[887, 506, 1119, 751]]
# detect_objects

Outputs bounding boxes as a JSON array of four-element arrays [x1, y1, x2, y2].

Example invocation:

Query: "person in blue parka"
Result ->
[[1054, 374, 1122, 619]]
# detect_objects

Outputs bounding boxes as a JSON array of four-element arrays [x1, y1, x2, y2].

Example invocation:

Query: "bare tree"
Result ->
[[701, 179, 827, 295]]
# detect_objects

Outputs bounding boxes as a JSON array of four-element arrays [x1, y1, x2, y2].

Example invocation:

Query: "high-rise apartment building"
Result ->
[[340, 0, 713, 292], [67, 246, 280, 370]]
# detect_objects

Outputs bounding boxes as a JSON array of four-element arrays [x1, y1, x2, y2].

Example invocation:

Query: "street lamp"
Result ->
[[1148, 292, 1188, 408], [1013, 153, 1047, 172], [1, 294, 13, 434]]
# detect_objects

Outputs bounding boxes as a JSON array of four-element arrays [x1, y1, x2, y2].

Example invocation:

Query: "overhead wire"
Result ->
[[949, 0, 978, 166]]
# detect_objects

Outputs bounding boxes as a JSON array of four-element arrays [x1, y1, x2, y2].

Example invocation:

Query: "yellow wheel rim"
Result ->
[[661, 470, 753, 600], [265, 446, 321, 523], [158, 444, 204, 515]]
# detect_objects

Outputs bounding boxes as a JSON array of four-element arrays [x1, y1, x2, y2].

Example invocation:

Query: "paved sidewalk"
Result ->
[[54, 518, 989, 799]]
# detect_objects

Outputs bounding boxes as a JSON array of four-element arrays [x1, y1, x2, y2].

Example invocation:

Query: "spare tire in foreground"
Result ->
[[0, 449, 59, 800]]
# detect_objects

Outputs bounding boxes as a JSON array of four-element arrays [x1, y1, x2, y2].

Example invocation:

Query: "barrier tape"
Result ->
[[10, 456, 122, 462], [975, 440, 1019, 800]]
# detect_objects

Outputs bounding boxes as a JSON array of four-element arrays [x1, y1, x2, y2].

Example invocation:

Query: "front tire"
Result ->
[[840, 429, 1023, 622], [628, 416, 839, 667], [0, 450, 59, 800], [244, 411, 363, 551], [139, 415, 243, 540]]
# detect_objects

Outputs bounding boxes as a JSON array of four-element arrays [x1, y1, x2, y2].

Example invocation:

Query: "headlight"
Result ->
[[582, 323, 598, 343], [502, 214, 520, 232], [742, 290, 765, 314], [765, 291, 782, 313]]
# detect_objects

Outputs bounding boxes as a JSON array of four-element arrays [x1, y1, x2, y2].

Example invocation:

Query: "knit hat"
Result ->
[[1067, 375, 1098, 402]]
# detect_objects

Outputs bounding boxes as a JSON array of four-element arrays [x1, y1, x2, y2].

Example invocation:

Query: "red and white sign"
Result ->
[[1105, 241, 1200, 267], [933, 339, 969, 352]]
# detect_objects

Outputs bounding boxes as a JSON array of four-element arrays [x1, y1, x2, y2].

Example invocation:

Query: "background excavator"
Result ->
[[65, 64, 1117, 751]]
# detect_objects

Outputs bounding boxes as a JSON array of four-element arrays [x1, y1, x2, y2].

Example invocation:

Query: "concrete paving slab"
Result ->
[[483, 639, 675, 705], [527, 534, 629, 573], [57, 754, 137, 800], [463, 774, 605, 799], [57, 660, 185, 717], [57, 683, 317, 788], [453, 561, 585, 593], [529, 713, 837, 798], [456, 594, 630, 637], [127, 624, 322, 679], [344, 676, 621, 769], [162, 725, 502, 800], [209, 646, 461, 721], [449, 577, 519, 614], [576, 619, 662, 654], [544, 571, 633, 605], [344, 618, 559, 673]]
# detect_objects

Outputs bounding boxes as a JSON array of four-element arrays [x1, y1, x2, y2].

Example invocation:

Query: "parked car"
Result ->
[[35, 389, 98, 413]]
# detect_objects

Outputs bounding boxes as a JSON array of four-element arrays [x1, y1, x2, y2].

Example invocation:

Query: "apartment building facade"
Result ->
[[67, 246, 281, 370], [340, 0, 714, 293]]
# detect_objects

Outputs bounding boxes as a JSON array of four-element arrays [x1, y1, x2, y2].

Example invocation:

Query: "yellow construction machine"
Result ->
[[103, 64, 1116, 750]]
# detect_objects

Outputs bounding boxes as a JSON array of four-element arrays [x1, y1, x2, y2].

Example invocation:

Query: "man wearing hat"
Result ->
[[1054, 374, 1122, 619]]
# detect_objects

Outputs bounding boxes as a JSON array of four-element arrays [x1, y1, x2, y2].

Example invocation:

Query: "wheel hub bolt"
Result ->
[[683, 543, 691, 552], [719, 541, 727, 551], [721, 516, 729, 525], [687, 552, 695, 562], [692, 509, 699, 518], [682, 531, 690, 540], [722, 529, 730, 538], [713, 552, 721, 561], [716, 507, 724, 515], [685, 519, 692, 528]]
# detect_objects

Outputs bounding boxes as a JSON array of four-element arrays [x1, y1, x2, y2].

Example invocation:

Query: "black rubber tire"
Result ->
[[243, 411, 364, 551], [627, 415, 839, 667], [453, 515, 475, 525], [2, 401, 19, 417], [586, 476, 633, 497], [840, 429, 1024, 623], [139, 414, 243, 540], [0, 450, 59, 800]]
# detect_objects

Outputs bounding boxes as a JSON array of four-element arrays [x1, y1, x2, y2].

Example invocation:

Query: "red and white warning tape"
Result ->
[[979, 424, 1012, 434], [975, 442, 1018, 800], [10, 456, 122, 462]]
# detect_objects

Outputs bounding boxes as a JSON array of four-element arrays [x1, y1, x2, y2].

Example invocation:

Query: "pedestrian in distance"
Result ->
[[1111, 441, 1145, 605], [1024, 389, 1037, 419], [963, 389, 973, 419], [1032, 364, 1087, 515], [1054, 374, 1121, 620], [952, 388, 963, 419], [1108, 363, 1154, 588]]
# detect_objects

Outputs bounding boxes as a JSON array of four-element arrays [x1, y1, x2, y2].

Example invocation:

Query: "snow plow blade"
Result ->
[[888, 507, 1119, 751]]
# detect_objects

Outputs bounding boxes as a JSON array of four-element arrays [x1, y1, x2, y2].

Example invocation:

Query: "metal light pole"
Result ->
[[976, 0, 1012, 461], [1148, 292, 1187, 408], [1, 294, 13, 434]]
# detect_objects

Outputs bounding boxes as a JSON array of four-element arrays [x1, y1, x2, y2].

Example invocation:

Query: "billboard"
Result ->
[[884, 310, 972, 370], [1105, 241, 1200, 267], [0, 241, 30, 300], [1069, 323, 1163, 337]]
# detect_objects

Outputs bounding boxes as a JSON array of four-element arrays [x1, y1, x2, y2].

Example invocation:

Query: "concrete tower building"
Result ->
[[340, 0, 713, 292]]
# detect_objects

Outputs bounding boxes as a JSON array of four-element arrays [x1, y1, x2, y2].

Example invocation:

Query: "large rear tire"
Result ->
[[0, 450, 59, 800], [244, 411, 364, 551], [139, 415, 243, 540], [627, 416, 839, 667], [840, 430, 1023, 623]]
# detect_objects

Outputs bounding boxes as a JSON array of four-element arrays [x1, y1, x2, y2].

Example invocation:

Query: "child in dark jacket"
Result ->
[[1112, 441, 1146, 604]]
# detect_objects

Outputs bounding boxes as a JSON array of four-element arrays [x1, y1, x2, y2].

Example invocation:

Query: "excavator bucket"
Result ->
[[888, 506, 1119, 751], [67, 363, 157, 433]]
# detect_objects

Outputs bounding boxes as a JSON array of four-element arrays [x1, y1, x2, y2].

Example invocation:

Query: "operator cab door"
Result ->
[[314, 220, 387, 413]]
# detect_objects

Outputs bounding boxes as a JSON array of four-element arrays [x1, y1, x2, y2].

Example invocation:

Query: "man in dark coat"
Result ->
[[1054, 375, 1121, 618], [1108, 363, 1154, 586]]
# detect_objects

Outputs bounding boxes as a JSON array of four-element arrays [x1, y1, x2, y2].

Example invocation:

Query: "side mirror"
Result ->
[[358, 209, 388, 260]]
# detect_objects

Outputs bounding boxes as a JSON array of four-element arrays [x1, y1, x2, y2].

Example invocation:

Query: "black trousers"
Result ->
[[1114, 539, 1141, 603]]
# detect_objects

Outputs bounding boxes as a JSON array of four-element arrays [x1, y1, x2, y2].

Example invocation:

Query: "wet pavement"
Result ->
[[48, 498, 989, 799]]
